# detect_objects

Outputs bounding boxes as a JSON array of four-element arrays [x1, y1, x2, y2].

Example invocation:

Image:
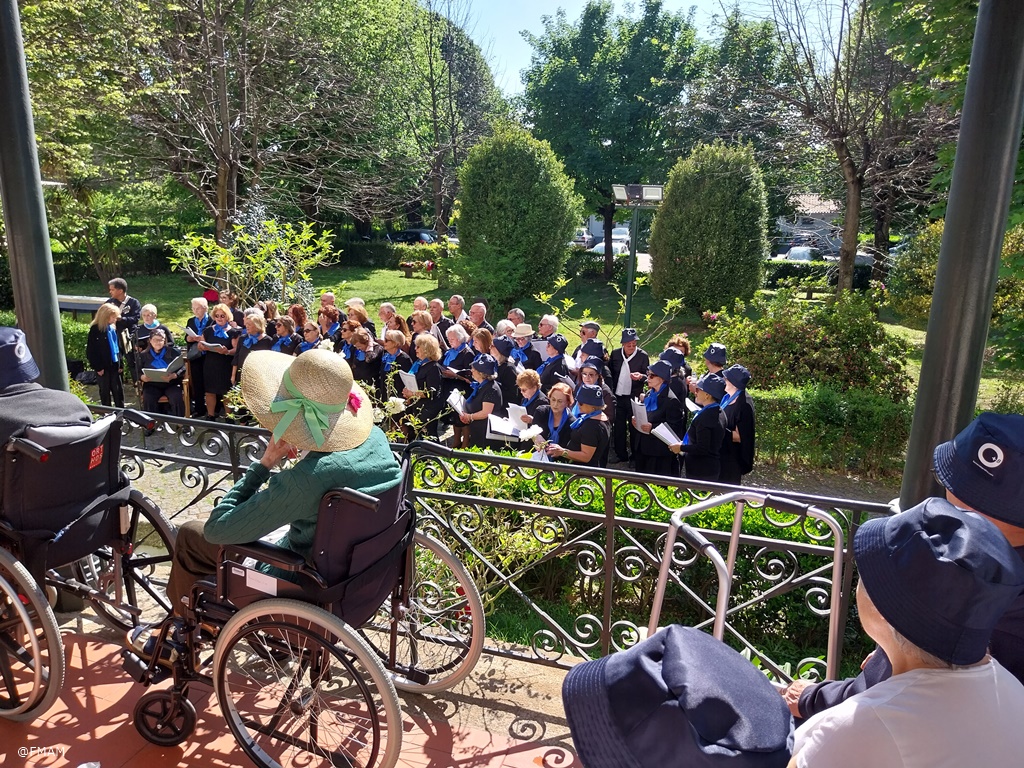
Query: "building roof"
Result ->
[[793, 193, 840, 218]]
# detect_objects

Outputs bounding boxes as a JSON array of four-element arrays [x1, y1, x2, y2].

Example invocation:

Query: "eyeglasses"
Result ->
[[304, 327, 318, 333]]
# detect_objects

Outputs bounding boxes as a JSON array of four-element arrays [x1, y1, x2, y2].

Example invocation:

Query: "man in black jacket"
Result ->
[[609, 328, 649, 465], [106, 277, 141, 334]]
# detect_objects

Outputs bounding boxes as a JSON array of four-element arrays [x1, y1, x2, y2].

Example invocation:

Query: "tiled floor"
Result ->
[[2, 634, 579, 768]]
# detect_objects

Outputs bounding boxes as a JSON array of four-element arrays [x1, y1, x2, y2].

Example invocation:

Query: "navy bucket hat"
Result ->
[[491, 335, 515, 358], [854, 497, 1024, 665], [547, 334, 569, 354], [933, 413, 1024, 527], [723, 364, 751, 390], [703, 342, 727, 366], [659, 347, 686, 370], [562, 625, 794, 768], [695, 372, 727, 402], [0, 327, 41, 388], [576, 383, 604, 407], [621, 328, 638, 344], [472, 354, 498, 376], [580, 338, 605, 357], [648, 360, 672, 381]]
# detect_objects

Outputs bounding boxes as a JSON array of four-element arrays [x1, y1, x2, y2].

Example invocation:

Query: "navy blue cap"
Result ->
[[854, 497, 1024, 664], [724, 364, 751, 390], [0, 327, 41, 388], [703, 342, 727, 366], [648, 360, 672, 381], [580, 338, 605, 357], [695, 372, 726, 401], [579, 358, 602, 374], [576, 383, 604, 407], [547, 334, 568, 354], [933, 413, 1024, 527], [621, 328, 638, 344], [659, 347, 686, 370], [472, 354, 498, 376], [491, 336, 514, 358], [563, 625, 794, 768]]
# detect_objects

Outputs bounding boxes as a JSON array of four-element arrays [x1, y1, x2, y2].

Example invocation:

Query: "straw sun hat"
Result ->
[[240, 349, 373, 452]]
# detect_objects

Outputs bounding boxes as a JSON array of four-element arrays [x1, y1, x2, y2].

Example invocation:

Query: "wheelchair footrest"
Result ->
[[121, 649, 169, 685], [392, 664, 431, 686]]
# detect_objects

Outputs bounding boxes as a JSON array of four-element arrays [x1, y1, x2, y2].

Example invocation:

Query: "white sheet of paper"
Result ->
[[631, 398, 650, 429], [142, 368, 177, 383], [531, 338, 549, 355], [514, 362, 525, 375], [684, 397, 701, 413], [652, 422, 681, 447], [398, 370, 419, 392], [507, 404, 530, 431], [486, 414, 521, 441], [203, 342, 227, 351], [447, 389, 466, 415], [530, 449, 551, 463]]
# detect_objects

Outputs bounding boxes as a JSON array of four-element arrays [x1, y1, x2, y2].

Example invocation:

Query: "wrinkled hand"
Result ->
[[640, 423, 652, 434], [459, 413, 471, 424], [521, 415, 533, 424], [545, 443, 565, 458], [669, 443, 681, 454], [780, 679, 812, 718], [630, 371, 644, 380], [260, 436, 296, 469]]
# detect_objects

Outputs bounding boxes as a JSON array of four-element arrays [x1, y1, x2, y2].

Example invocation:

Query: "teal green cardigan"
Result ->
[[203, 427, 402, 563]]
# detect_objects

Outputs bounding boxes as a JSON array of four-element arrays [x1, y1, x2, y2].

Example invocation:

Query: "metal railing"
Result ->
[[96, 407, 892, 683]]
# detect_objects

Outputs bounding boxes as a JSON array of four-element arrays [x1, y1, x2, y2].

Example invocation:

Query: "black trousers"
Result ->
[[97, 366, 125, 407], [614, 394, 635, 460]]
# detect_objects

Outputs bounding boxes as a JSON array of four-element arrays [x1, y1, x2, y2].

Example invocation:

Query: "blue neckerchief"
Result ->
[[327, 322, 340, 338], [548, 407, 567, 438], [466, 379, 486, 403], [682, 401, 721, 445], [569, 401, 581, 419], [719, 391, 735, 410], [297, 340, 317, 353], [382, 351, 397, 372], [522, 391, 538, 408], [570, 409, 598, 431], [272, 336, 289, 352], [443, 342, 469, 367], [212, 323, 229, 339], [354, 348, 366, 361], [536, 355, 554, 376], [644, 381, 667, 412], [106, 325, 119, 363], [144, 320, 158, 330], [409, 359, 422, 375], [341, 343, 353, 359], [510, 345, 528, 364], [194, 315, 210, 334], [242, 333, 262, 348], [148, 347, 168, 369]]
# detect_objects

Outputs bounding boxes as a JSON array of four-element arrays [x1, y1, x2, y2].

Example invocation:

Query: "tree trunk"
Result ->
[[601, 203, 616, 279], [835, 140, 862, 294], [872, 192, 892, 282]]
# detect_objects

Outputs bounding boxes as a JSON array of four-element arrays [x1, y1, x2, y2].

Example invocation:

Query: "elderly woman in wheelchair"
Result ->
[[117, 350, 483, 766]]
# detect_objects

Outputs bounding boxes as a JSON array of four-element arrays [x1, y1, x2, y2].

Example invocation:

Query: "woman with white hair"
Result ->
[[441, 323, 474, 448], [184, 296, 210, 417]]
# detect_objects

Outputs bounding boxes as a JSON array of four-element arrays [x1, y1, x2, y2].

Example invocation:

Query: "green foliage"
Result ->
[[885, 219, 944, 320], [763, 260, 874, 292], [0, 310, 89, 366], [338, 241, 399, 268], [710, 289, 911, 401], [451, 127, 582, 307], [0, 218, 11, 309], [169, 220, 337, 308], [650, 141, 769, 310]]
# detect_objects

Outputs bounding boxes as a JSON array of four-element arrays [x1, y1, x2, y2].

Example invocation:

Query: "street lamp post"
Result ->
[[613, 184, 663, 328]]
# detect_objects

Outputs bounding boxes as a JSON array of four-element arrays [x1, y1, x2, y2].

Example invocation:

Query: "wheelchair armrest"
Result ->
[[327, 487, 380, 511], [7, 437, 50, 462], [222, 540, 307, 572], [123, 409, 156, 430]]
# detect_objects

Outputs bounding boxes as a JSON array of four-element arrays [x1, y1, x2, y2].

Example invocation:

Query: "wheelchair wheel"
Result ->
[[71, 491, 177, 631], [213, 598, 402, 768], [133, 690, 197, 746], [359, 532, 484, 694], [0, 548, 65, 722]]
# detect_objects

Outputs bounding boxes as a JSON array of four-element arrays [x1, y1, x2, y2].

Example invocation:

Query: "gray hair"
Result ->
[[449, 294, 465, 309], [508, 308, 525, 324], [140, 303, 158, 316], [379, 302, 396, 316], [495, 319, 515, 336], [540, 314, 560, 331], [446, 323, 469, 345]]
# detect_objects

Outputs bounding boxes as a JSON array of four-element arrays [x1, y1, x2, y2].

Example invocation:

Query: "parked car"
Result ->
[[590, 241, 629, 256], [388, 229, 438, 245], [611, 227, 631, 249], [572, 228, 596, 249], [785, 246, 824, 261]]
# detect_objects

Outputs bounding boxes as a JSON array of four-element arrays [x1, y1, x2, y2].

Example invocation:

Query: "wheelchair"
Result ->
[[0, 410, 177, 722], [121, 441, 484, 768]]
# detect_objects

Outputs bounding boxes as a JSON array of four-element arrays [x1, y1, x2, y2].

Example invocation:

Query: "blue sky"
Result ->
[[463, 0, 731, 94]]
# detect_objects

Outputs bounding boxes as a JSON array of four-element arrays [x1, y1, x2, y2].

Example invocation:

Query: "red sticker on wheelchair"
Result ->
[[89, 445, 103, 470]]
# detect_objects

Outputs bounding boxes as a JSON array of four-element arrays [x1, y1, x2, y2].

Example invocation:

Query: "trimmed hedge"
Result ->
[[762, 260, 873, 291], [52, 246, 173, 283], [0, 310, 90, 368], [755, 384, 912, 476], [336, 240, 400, 268]]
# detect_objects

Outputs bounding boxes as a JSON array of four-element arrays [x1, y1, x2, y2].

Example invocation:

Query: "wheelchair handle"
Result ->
[[9, 437, 50, 462], [122, 408, 156, 430], [327, 486, 380, 511], [764, 494, 812, 516]]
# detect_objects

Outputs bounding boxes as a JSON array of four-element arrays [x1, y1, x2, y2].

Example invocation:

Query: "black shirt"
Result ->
[[465, 378, 502, 447], [567, 417, 611, 467]]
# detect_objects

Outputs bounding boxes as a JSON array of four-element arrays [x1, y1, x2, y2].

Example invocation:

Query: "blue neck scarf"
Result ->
[[242, 333, 262, 348], [510, 345, 528, 364], [466, 379, 486, 403], [106, 324, 119, 363], [327, 322, 340, 338], [144, 320, 158, 330], [720, 391, 736, 410], [683, 401, 721, 445], [353, 348, 366, 361], [272, 336, 289, 352], [212, 322, 229, 339], [382, 351, 397, 372], [341, 343, 353, 359], [570, 409, 598, 431], [548, 407, 567, 438], [148, 347, 169, 369], [297, 340, 317, 353], [522, 391, 539, 408], [194, 315, 210, 334], [409, 359, 422, 375], [443, 342, 469, 367], [644, 382, 667, 412], [536, 354, 556, 376]]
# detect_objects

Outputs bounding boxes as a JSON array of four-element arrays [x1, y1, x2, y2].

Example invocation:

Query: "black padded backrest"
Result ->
[[2, 414, 122, 537]]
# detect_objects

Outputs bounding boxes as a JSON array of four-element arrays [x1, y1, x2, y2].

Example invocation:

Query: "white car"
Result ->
[[589, 241, 629, 256], [611, 227, 631, 249]]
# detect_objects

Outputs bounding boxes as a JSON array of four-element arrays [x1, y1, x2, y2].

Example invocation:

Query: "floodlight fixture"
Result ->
[[612, 184, 628, 202], [641, 185, 664, 202]]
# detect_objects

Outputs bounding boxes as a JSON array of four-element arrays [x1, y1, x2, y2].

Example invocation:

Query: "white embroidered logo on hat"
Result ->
[[977, 442, 1004, 469], [14, 342, 28, 361]]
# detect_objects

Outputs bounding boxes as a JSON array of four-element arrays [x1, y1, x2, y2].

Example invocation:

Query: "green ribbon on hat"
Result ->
[[268, 368, 345, 449]]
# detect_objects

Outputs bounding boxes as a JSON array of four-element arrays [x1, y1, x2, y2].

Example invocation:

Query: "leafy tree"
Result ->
[[451, 127, 582, 307], [523, 0, 699, 277], [649, 141, 768, 311]]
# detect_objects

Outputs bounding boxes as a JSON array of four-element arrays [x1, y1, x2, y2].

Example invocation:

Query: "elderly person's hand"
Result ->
[[260, 436, 297, 469], [780, 679, 812, 718]]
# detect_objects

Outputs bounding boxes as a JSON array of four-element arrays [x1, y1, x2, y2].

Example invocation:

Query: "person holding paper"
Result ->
[[632, 360, 685, 477], [516, 369, 548, 421], [538, 334, 572, 394], [719, 365, 756, 485], [511, 324, 543, 370], [532, 382, 574, 448], [669, 373, 728, 482], [576, 358, 615, 423], [491, 336, 520, 409], [379, 329, 413, 399], [442, 324, 475, 448], [546, 384, 610, 467], [404, 333, 444, 440], [185, 298, 212, 417], [87, 302, 127, 408], [459, 354, 504, 449], [200, 302, 240, 420], [138, 328, 185, 416], [233, 311, 275, 384], [609, 328, 649, 465], [576, 337, 611, 382]]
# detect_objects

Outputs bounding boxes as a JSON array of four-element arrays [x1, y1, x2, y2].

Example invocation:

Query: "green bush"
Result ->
[[711, 289, 911, 401], [0, 310, 89, 367], [0, 254, 12, 310], [762, 260, 874, 291], [564, 247, 627, 281], [451, 127, 582, 307], [650, 141, 768, 310], [990, 226, 1024, 367], [885, 219, 944, 320], [337, 240, 399, 268]]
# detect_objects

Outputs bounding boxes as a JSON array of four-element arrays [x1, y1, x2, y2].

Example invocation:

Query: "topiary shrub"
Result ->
[[650, 141, 768, 310], [451, 127, 582, 308], [710, 288, 911, 401]]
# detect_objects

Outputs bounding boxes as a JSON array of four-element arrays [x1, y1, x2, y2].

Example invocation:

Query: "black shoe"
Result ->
[[127, 618, 185, 666]]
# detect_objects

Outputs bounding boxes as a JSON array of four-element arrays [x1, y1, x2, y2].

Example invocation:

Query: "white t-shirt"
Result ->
[[794, 659, 1024, 768]]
